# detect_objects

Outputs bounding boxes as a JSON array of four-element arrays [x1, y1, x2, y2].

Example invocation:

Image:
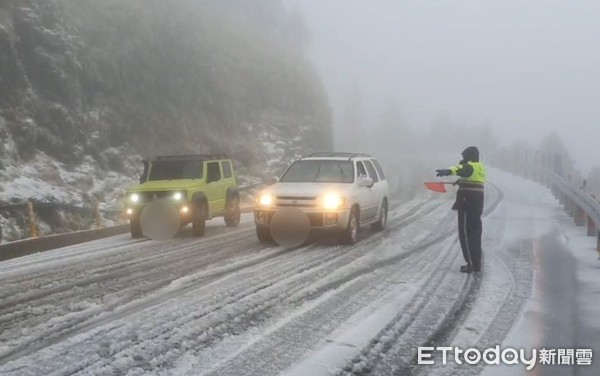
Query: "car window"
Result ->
[[207, 162, 221, 183], [356, 161, 367, 178], [280, 160, 354, 183], [363, 160, 379, 183], [222, 161, 233, 179], [371, 159, 386, 180], [148, 160, 203, 180]]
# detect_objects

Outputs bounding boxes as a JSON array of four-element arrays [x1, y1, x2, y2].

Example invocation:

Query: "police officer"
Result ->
[[436, 146, 486, 273]]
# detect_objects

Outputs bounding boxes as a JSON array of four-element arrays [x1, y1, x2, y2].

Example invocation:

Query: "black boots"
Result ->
[[460, 265, 481, 273]]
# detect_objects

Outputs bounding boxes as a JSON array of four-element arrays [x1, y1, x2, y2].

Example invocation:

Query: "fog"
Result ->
[[289, 0, 600, 172]]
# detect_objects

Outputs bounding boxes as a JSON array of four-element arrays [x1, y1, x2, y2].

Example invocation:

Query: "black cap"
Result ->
[[461, 146, 480, 162]]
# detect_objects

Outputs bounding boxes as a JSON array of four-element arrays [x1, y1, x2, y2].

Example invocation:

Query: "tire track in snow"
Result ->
[[338, 183, 504, 375], [208, 239, 461, 375], [167, 204, 459, 375], [202, 257, 443, 375], [0, 197, 446, 370], [395, 183, 508, 376], [59, 200, 452, 374], [410, 186, 534, 376], [0, 226, 260, 331], [0, 222, 252, 293], [0, 239, 310, 365], [0, 197, 434, 334]]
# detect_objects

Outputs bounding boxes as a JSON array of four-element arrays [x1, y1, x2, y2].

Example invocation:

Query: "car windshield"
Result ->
[[148, 160, 203, 180], [280, 160, 354, 183]]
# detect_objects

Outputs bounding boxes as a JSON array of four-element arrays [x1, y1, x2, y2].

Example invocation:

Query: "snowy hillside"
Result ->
[[0, 0, 332, 241]]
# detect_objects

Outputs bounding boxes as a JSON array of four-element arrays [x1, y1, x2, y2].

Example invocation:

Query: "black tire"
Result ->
[[192, 204, 206, 237], [256, 225, 274, 244], [341, 207, 360, 245], [224, 196, 241, 227], [130, 217, 143, 238], [371, 200, 388, 232]]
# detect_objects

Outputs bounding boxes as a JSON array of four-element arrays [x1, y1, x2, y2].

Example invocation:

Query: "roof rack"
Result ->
[[305, 152, 372, 160], [150, 154, 229, 161]]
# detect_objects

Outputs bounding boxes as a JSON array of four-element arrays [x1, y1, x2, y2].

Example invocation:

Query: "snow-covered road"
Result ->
[[0, 171, 597, 375]]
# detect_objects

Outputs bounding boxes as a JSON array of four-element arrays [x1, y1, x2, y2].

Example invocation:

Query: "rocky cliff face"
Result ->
[[0, 0, 331, 241]]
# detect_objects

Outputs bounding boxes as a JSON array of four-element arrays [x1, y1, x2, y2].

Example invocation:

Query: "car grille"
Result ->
[[138, 191, 178, 203], [258, 211, 323, 227], [276, 196, 317, 208]]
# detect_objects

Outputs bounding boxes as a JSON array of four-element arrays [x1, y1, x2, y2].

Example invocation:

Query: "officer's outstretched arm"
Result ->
[[449, 163, 474, 178]]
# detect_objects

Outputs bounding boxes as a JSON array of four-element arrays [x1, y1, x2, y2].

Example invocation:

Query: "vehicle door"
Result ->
[[205, 161, 226, 214], [221, 160, 235, 187], [356, 161, 378, 222], [363, 160, 385, 218], [221, 160, 236, 205], [370, 158, 389, 201]]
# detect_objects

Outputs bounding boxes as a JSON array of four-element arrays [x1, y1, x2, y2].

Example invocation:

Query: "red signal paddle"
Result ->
[[424, 182, 456, 193]]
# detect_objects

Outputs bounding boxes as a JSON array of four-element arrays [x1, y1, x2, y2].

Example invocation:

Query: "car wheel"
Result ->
[[224, 196, 241, 227], [130, 217, 143, 238], [256, 225, 274, 244], [192, 204, 206, 237], [371, 200, 388, 232], [341, 208, 360, 245]]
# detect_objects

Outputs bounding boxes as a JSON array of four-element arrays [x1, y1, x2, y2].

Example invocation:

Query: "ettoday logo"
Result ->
[[418, 346, 593, 369], [418, 346, 537, 370]]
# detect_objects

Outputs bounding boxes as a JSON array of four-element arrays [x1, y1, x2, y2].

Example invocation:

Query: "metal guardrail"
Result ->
[[0, 200, 118, 240], [493, 155, 600, 254], [546, 170, 600, 228], [0, 225, 130, 262], [0, 201, 122, 215], [0, 182, 266, 259], [0, 183, 265, 242]]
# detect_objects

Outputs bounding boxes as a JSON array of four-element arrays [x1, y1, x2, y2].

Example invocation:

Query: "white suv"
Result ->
[[254, 153, 389, 245]]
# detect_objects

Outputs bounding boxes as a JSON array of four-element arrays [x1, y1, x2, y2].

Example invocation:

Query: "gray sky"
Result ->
[[290, 0, 600, 172]]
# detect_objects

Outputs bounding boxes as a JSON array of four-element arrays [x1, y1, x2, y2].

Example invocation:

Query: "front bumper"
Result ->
[[254, 207, 350, 231], [126, 202, 194, 223]]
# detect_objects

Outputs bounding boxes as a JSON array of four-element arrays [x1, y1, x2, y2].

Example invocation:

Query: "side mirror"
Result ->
[[358, 176, 374, 188], [267, 177, 279, 186], [140, 160, 149, 183]]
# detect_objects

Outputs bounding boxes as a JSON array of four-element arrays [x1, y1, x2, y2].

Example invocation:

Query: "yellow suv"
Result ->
[[125, 154, 240, 238]]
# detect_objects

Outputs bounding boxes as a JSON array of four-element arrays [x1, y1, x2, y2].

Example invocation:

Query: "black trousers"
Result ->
[[453, 190, 484, 271]]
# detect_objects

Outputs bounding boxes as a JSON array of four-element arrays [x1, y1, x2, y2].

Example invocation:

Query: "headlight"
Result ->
[[322, 193, 345, 210], [129, 193, 140, 203], [173, 192, 183, 201], [258, 193, 273, 206]]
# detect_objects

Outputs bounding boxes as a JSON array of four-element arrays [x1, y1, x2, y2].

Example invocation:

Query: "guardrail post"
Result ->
[[575, 206, 585, 226], [569, 200, 577, 219], [27, 201, 38, 238], [557, 188, 564, 204], [94, 200, 103, 228], [587, 216, 596, 237], [565, 198, 575, 219], [570, 199, 577, 217]]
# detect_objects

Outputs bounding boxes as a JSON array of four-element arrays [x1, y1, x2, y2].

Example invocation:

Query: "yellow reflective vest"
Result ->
[[449, 162, 487, 186]]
